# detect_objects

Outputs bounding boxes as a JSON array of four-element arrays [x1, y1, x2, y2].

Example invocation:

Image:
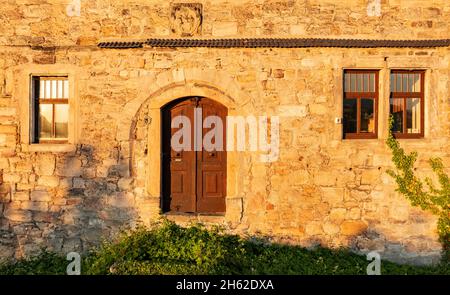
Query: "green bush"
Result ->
[[1, 220, 448, 275], [0, 250, 67, 275]]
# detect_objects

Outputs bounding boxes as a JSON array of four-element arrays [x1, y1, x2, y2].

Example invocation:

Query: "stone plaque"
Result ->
[[170, 3, 202, 37]]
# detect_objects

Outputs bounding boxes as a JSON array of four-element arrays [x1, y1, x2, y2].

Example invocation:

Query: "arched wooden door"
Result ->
[[161, 97, 227, 214]]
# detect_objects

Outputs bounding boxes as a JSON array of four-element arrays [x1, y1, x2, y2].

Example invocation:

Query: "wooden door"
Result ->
[[162, 97, 227, 214], [196, 98, 227, 213]]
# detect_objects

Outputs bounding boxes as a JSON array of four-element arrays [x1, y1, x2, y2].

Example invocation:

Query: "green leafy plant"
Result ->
[[386, 116, 450, 255], [1, 220, 449, 275]]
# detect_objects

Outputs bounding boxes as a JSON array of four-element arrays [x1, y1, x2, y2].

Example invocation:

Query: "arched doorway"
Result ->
[[161, 97, 227, 214]]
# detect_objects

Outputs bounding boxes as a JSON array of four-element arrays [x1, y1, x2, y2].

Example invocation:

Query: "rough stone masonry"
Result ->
[[0, 0, 449, 266]]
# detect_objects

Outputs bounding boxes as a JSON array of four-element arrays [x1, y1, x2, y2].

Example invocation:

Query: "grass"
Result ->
[[0, 220, 448, 275]]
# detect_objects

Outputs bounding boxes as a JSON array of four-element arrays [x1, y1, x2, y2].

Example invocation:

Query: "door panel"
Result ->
[[196, 98, 227, 213], [162, 99, 196, 213], [162, 97, 227, 214]]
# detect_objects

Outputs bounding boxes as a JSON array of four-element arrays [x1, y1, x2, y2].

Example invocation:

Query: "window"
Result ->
[[389, 70, 424, 138], [31, 76, 69, 143], [343, 70, 379, 139]]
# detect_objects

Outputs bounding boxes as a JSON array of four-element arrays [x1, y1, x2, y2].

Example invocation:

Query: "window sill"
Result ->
[[22, 143, 76, 153]]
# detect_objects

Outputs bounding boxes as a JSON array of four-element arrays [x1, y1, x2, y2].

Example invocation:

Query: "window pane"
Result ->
[[39, 104, 53, 139], [51, 80, 57, 98], [356, 74, 362, 92], [370, 73, 375, 92], [39, 80, 45, 98], [406, 98, 421, 134], [407, 74, 414, 92], [344, 73, 350, 92], [402, 74, 408, 93], [390, 73, 395, 92], [57, 80, 63, 98], [350, 74, 356, 92], [63, 80, 69, 98], [396, 74, 402, 92], [360, 99, 375, 133], [390, 97, 403, 133], [413, 73, 421, 92], [343, 99, 357, 134], [45, 80, 51, 99], [363, 74, 369, 92], [55, 104, 69, 138]]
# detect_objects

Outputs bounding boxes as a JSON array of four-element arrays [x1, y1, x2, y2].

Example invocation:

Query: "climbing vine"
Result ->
[[386, 117, 449, 254]]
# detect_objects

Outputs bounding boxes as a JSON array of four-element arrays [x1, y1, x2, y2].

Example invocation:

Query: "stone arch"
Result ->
[[126, 69, 248, 223]]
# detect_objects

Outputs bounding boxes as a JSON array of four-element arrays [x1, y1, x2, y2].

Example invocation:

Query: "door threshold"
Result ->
[[163, 212, 226, 224], [163, 211, 225, 217]]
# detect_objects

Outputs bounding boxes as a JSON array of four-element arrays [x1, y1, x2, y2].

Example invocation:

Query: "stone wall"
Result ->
[[0, 0, 449, 265]]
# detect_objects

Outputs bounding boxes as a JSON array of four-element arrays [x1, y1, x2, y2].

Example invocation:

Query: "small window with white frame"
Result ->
[[31, 76, 69, 143]]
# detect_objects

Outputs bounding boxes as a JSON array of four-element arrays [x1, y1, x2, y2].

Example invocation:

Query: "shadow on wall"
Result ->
[[250, 224, 442, 266], [350, 229, 443, 266], [0, 144, 142, 262]]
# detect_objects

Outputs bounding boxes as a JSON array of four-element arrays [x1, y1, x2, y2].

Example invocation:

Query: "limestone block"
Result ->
[[82, 167, 96, 179], [340, 221, 368, 236], [300, 58, 318, 68], [0, 125, 17, 135], [389, 205, 410, 222], [321, 187, 344, 204], [287, 170, 309, 185], [107, 192, 135, 208], [59, 178, 73, 189], [56, 157, 82, 177], [361, 169, 380, 185], [323, 222, 340, 235], [212, 22, 238, 36], [309, 104, 328, 115], [0, 108, 16, 117], [305, 222, 323, 236], [172, 68, 185, 83], [272, 69, 284, 78], [0, 158, 8, 169], [0, 134, 6, 147], [347, 207, 361, 219], [2, 173, 21, 183], [313, 171, 337, 186], [3, 209, 32, 222], [118, 177, 133, 191], [12, 191, 29, 201], [62, 238, 82, 253], [14, 162, 32, 173], [30, 190, 51, 202], [35, 154, 56, 176], [290, 24, 306, 35], [277, 105, 308, 117], [97, 166, 109, 178], [20, 201, 48, 212], [37, 176, 59, 188], [329, 208, 347, 223], [73, 177, 86, 189]]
